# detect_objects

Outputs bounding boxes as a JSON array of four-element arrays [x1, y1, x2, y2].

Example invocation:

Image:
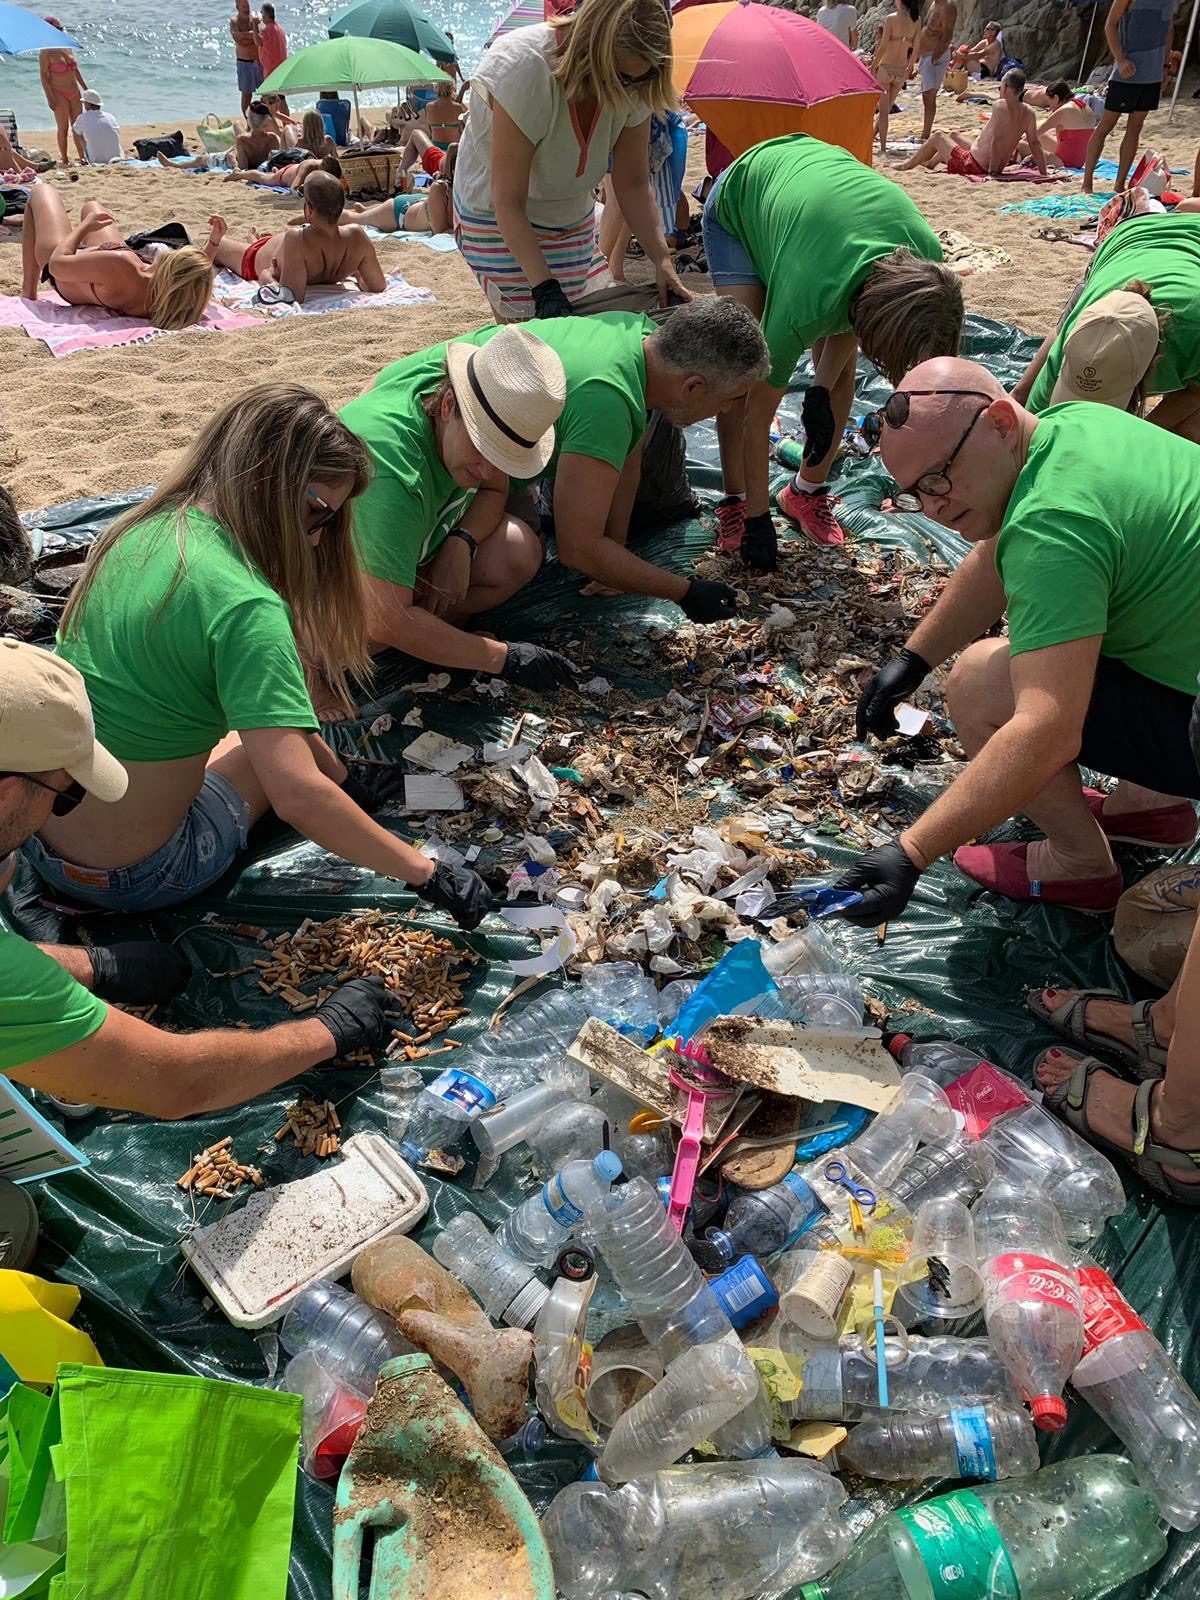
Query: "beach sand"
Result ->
[[3, 87, 1199, 512]]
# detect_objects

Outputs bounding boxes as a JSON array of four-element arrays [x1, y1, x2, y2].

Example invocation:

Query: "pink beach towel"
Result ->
[[0, 290, 259, 357]]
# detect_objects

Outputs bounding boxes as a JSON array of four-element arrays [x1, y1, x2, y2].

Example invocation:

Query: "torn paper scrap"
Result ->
[[403, 775, 464, 811], [895, 703, 933, 737], [500, 905, 578, 975], [403, 731, 475, 773]]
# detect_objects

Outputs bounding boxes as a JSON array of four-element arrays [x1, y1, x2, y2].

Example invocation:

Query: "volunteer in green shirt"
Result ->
[[837, 355, 1200, 925], [1015, 213, 1200, 444], [1, 641, 388, 1118], [25, 385, 493, 929], [701, 133, 963, 560], [342, 297, 770, 670]]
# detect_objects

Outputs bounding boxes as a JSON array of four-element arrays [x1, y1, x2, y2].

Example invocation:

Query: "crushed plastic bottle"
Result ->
[[837, 1400, 1040, 1482], [982, 1101, 1125, 1242], [543, 1459, 852, 1600], [497, 1152, 623, 1267], [430, 1210, 549, 1329], [527, 1099, 611, 1174], [973, 1176, 1082, 1430], [800, 1456, 1167, 1600], [889, 1136, 996, 1210], [701, 1169, 828, 1268], [579, 961, 659, 1044], [843, 1073, 960, 1189], [597, 1341, 762, 1482], [278, 1278, 416, 1399], [1071, 1255, 1200, 1530], [534, 1272, 598, 1447], [788, 1336, 1019, 1422]]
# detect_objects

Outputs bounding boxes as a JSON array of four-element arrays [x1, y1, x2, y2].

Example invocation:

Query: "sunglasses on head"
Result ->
[[0, 771, 86, 816], [862, 388, 996, 510]]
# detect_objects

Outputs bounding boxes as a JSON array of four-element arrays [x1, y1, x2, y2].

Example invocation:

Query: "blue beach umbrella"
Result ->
[[0, 6, 81, 54]]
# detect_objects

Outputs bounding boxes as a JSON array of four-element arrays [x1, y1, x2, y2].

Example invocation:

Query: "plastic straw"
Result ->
[[873, 1268, 889, 1407]]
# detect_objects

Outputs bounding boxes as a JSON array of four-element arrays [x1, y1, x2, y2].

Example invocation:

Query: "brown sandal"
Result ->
[[1026, 988, 1166, 1082]]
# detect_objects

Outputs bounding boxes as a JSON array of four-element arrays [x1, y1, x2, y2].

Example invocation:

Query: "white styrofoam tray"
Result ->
[[180, 1133, 428, 1328]]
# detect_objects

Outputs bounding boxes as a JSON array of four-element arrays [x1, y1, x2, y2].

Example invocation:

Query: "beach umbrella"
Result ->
[[328, 0, 456, 66], [671, 0, 881, 165], [0, 5, 80, 53], [485, 0, 544, 49], [260, 33, 448, 127]]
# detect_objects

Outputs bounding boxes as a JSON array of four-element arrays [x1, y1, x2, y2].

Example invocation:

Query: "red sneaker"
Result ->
[[953, 842, 1123, 913], [1082, 788, 1198, 848], [714, 496, 745, 552], [777, 480, 845, 546]]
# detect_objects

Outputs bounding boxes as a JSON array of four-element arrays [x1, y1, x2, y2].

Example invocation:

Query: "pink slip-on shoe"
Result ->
[[1082, 788, 1197, 848], [776, 479, 845, 546], [953, 841, 1123, 913], [714, 496, 745, 552]]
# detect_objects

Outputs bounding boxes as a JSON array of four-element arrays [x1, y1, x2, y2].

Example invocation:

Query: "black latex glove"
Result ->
[[500, 641, 583, 691], [341, 761, 408, 814], [88, 941, 192, 1007], [680, 578, 739, 624], [314, 975, 390, 1058], [532, 277, 574, 318], [418, 859, 494, 930], [855, 647, 932, 741], [741, 512, 778, 574], [802, 383, 836, 466], [834, 841, 922, 925]]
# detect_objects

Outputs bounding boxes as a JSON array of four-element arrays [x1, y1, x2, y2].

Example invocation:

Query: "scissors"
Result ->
[[823, 1159, 877, 1213]]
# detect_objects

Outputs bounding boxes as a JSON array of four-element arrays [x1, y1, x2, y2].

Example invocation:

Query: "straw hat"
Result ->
[[1049, 289, 1161, 409], [445, 327, 566, 479]]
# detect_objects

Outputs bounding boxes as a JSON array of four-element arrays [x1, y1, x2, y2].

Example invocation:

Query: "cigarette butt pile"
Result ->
[[177, 1137, 264, 1201], [275, 1097, 342, 1159]]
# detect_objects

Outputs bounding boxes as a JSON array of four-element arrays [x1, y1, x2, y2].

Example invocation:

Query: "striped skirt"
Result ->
[[454, 201, 611, 321]]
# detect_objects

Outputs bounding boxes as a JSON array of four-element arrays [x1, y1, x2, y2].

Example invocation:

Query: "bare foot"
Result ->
[[1035, 988, 1153, 1054], [1035, 1049, 1200, 1179], [579, 581, 621, 598]]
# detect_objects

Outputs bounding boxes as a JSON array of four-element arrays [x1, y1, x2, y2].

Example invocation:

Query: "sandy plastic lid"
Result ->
[[1031, 1393, 1067, 1431]]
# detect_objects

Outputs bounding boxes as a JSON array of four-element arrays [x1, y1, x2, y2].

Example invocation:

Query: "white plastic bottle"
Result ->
[[430, 1210, 549, 1329], [973, 1175, 1082, 1430], [889, 1136, 996, 1209], [579, 961, 659, 1044], [497, 1152, 623, 1267], [837, 1400, 1040, 1481], [597, 1341, 761, 1483]]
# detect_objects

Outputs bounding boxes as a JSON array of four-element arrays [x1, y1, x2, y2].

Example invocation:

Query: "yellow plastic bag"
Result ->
[[0, 1273, 102, 1384]]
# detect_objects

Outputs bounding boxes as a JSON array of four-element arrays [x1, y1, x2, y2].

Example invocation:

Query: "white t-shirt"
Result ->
[[453, 23, 651, 229], [72, 109, 123, 164], [816, 4, 859, 46]]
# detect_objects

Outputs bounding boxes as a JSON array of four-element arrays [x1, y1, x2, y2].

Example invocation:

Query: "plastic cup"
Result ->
[[586, 1333, 664, 1429], [471, 1082, 559, 1159], [777, 1249, 855, 1340], [898, 1196, 984, 1321]]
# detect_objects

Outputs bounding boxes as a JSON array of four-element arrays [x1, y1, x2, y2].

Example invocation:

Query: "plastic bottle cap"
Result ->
[[593, 1150, 622, 1183], [1030, 1394, 1068, 1431], [888, 1034, 913, 1060], [503, 1277, 550, 1329]]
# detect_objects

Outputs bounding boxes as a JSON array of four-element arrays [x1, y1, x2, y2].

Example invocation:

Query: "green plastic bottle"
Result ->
[[802, 1456, 1165, 1600]]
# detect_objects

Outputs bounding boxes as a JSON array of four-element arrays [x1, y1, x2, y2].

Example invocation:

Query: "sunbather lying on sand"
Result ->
[[209, 170, 385, 302]]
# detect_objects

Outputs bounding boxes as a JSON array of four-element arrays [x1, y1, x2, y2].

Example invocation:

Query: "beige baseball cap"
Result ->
[[1049, 289, 1161, 409], [444, 326, 566, 480], [0, 639, 127, 801]]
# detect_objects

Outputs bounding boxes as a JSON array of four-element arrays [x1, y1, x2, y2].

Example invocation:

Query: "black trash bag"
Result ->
[[124, 222, 192, 253], [264, 146, 308, 170], [133, 130, 185, 161]]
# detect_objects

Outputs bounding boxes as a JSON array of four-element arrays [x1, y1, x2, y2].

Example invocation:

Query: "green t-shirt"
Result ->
[[996, 405, 1200, 693], [342, 313, 653, 585], [0, 931, 107, 1075], [716, 134, 943, 389], [57, 509, 318, 762], [1029, 214, 1200, 411]]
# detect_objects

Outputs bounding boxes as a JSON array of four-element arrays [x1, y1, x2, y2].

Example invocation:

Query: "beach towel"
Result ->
[[965, 165, 1072, 183], [936, 228, 1011, 275], [0, 290, 259, 358], [362, 224, 459, 253], [213, 268, 434, 318]]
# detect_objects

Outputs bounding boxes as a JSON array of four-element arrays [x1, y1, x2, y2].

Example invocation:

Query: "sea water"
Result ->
[[3, 0, 501, 132]]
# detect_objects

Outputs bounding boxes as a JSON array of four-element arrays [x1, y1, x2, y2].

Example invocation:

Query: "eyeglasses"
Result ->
[[304, 486, 338, 534], [618, 64, 658, 86], [0, 772, 86, 816], [863, 388, 995, 511]]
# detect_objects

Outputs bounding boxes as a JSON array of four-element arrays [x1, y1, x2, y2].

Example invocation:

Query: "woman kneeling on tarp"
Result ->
[[23, 386, 492, 929]]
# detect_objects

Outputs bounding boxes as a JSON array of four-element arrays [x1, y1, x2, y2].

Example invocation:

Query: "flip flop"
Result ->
[[1025, 987, 1166, 1082], [1039, 1046, 1200, 1206]]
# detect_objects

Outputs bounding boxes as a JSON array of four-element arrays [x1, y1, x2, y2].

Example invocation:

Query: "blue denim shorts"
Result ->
[[24, 770, 250, 911], [701, 170, 765, 290]]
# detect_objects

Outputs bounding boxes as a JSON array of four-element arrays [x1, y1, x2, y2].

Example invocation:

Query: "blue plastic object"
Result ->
[[671, 942, 776, 1046], [711, 1256, 779, 1328]]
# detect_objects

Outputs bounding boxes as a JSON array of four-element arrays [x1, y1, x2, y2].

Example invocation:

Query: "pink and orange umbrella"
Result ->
[[671, 0, 881, 165]]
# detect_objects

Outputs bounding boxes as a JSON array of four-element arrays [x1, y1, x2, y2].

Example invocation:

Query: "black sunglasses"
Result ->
[[304, 487, 338, 533], [863, 388, 996, 509], [618, 65, 658, 86], [0, 772, 86, 816]]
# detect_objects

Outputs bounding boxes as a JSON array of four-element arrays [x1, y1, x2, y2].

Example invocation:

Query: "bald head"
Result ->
[[304, 169, 345, 224]]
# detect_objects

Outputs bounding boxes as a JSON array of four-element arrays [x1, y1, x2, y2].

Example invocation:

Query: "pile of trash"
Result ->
[[212, 929, 1190, 1599]]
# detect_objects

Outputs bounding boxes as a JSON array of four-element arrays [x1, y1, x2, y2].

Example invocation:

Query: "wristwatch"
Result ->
[[446, 527, 478, 561]]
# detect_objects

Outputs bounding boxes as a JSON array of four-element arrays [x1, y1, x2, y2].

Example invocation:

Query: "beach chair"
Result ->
[[0, 110, 22, 153]]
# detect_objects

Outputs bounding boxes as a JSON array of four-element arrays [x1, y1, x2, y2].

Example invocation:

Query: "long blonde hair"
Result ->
[[550, 0, 675, 115], [301, 108, 327, 154], [62, 385, 373, 710], [146, 246, 215, 330]]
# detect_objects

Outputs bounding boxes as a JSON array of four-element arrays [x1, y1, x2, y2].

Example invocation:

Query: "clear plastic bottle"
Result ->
[[789, 1336, 1019, 1422], [982, 1102, 1125, 1242], [702, 1169, 828, 1268], [401, 988, 587, 1161], [889, 1136, 996, 1210], [579, 961, 660, 1044], [597, 1341, 762, 1483], [837, 1401, 1039, 1482], [843, 1073, 960, 1188], [1071, 1255, 1200, 1531], [888, 1036, 992, 1089], [470, 1060, 591, 1162], [658, 977, 701, 1027], [430, 1210, 549, 1329], [543, 1459, 852, 1600], [585, 1176, 772, 1459], [527, 1098, 611, 1174], [497, 1152, 623, 1267], [799, 1456, 1167, 1600], [278, 1278, 416, 1399], [973, 1175, 1082, 1430]]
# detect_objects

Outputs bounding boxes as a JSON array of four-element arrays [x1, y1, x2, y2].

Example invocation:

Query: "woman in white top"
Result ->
[[453, 0, 688, 321]]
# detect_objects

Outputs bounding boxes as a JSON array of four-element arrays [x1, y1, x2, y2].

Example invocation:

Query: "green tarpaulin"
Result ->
[[8, 316, 1198, 1598]]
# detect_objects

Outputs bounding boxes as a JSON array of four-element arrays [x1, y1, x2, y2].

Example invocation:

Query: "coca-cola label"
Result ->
[[946, 1063, 1030, 1137], [1079, 1266, 1149, 1355], [987, 1252, 1083, 1318]]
